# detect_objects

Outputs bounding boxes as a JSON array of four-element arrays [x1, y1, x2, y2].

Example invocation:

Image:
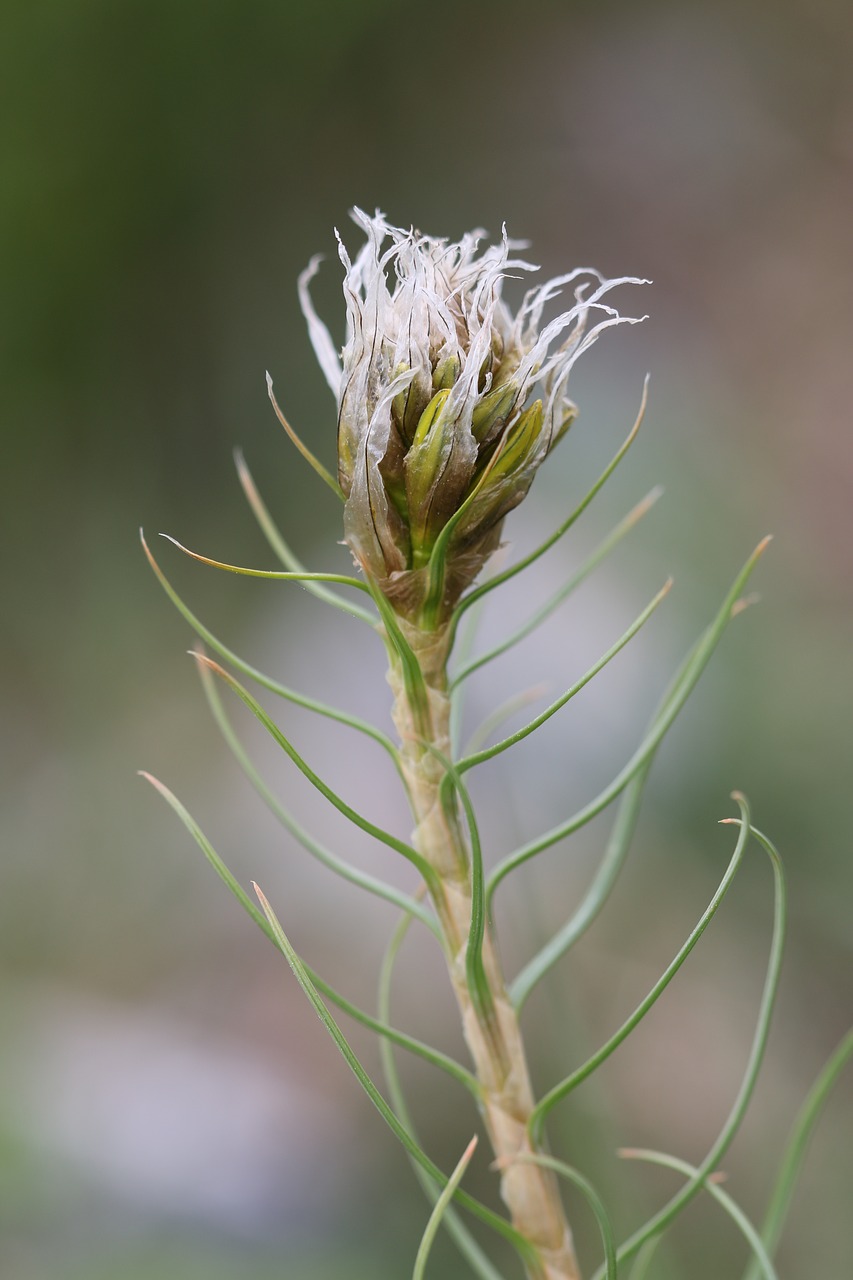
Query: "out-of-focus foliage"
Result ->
[[2, 1, 850, 1277]]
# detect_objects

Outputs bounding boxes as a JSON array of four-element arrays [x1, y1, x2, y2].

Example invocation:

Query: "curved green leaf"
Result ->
[[413, 1137, 479, 1280], [196, 658, 436, 934], [620, 1149, 778, 1280], [234, 447, 375, 624], [459, 578, 671, 773], [194, 653, 439, 895], [451, 486, 663, 689], [141, 530, 396, 760], [590, 820, 786, 1278], [528, 796, 752, 1144], [487, 538, 771, 906]]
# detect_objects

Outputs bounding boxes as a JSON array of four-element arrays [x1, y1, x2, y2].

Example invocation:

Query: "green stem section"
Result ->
[[388, 621, 582, 1280]]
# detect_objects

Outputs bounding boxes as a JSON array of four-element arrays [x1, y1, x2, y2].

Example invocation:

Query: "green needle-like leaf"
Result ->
[[450, 377, 649, 638], [252, 883, 536, 1266], [141, 530, 397, 760], [511, 759, 652, 1010], [413, 1136, 480, 1280], [139, 774, 471, 1095], [620, 1149, 778, 1280], [508, 1154, 617, 1280], [194, 653, 440, 895], [590, 819, 786, 1278], [234, 448, 375, 624], [196, 657, 435, 934], [511, 639, 703, 1009], [528, 796, 752, 1144], [742, 1028, 853, 1280], [487, 537, 771, 905], [626, 1238, 661, 1280], [266, 371, 345, 500], [305, 966, 480, 1099], [451, 486, 663, 689], [378, 912, 509, 1280], [459, 578, 672, 773], [464, 685, 549, 760], [139, 770, 281, 940], [159, 530, 367, 590]]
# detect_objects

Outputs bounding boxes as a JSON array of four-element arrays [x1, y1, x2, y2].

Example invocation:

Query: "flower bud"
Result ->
[[296, 209, 647, 628]]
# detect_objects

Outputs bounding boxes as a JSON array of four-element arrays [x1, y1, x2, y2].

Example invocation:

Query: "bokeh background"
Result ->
[[3, 1, 852, 1277]]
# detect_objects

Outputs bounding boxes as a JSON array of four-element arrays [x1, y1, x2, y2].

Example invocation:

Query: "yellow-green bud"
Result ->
[[470, 380, 519, 445]]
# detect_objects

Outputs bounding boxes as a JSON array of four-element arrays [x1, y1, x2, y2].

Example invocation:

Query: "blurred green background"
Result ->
[[2, 0, 851, 1276]]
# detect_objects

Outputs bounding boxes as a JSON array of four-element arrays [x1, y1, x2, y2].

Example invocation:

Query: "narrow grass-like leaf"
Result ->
[[464, 685, 549, 760], [619, 1149, 778, 1280], [590, 820, 786, 1278], [511, 759, 652, 1010], [528, 795, 752, 1144], [139, 771, 282, 941], [266, 371, 345, 500], [141, 531, 397, 760], [234, 448, 375, 624], [194, 653, 440, 894], [253, 883, 535, 1267], [159, 531, 366, 590], [507, 1154, 617, 1280], [139, 775, 470, 1100], [196, 657, 433, 933], [450, 377, 649, 638], [742, 1028, 853, 1280], [306, 965, 479, 1099], [378, 911, 509, 1280], [626, 1238, 660, 1280], [413, 1136, 479, 1280], [138, 781, 516, 1266], [451, 486, 663, 689], [510, 639, 704, 1009], [487, 537, 771, 905], [459, 578, 672, 773]]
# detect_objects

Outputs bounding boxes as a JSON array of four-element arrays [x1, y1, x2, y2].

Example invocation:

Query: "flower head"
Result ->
[[300, 209, 647, 628]]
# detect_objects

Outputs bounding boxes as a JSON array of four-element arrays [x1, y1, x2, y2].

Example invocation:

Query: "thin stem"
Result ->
[[252, 882, 535, 1262], [378, 910, 510, 1280], [509, 1155, 617, 1280]]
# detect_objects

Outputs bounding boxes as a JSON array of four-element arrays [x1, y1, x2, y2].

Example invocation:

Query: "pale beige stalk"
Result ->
[[388, 623, 581, 1280]]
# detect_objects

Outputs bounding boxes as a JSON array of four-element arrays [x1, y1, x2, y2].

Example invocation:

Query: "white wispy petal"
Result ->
[[297, 256, 342, 398]]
